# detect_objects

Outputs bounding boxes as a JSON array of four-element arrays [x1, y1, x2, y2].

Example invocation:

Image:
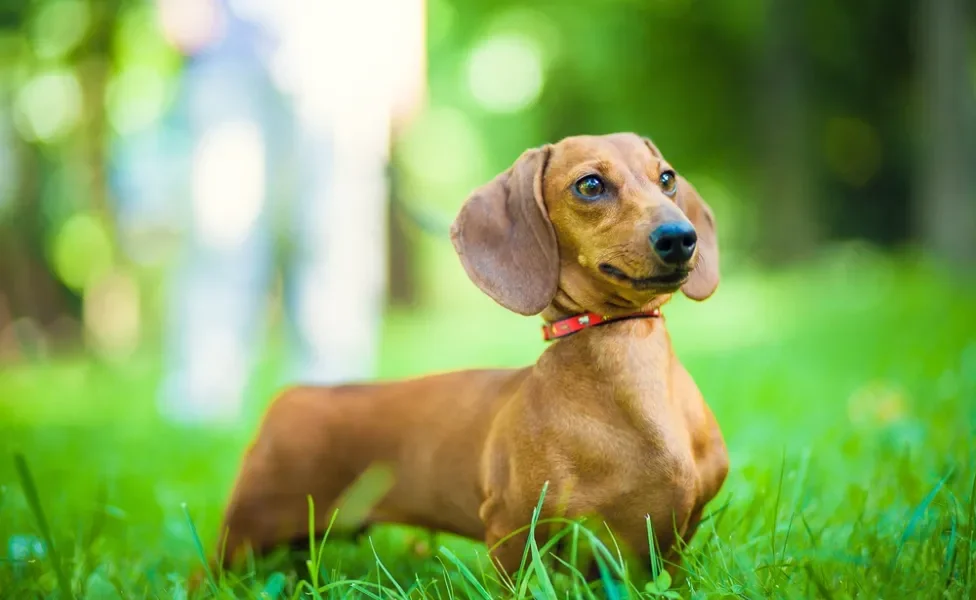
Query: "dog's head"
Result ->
[[450, 132, 719, 317]]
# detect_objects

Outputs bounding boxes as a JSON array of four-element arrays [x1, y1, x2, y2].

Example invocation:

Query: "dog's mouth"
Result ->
[[599, 263, 689, 291]]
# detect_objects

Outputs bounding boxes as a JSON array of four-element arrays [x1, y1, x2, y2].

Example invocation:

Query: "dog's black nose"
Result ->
[[650, 222, 697, 265]]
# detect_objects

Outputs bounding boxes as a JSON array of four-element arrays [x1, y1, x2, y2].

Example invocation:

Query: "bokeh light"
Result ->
[[13, 69, 83, 143], [156, 0, 223, 54], [50, 212, 114, 292], [396, 106, 487, 204], [426, 0, 456, 48], [83, 270, 141, 359], [190, 120, 266, 251], [465, 33, 544, 114], [28, 0, 90, 61], [484, 8, 561, 68], [105, 65, 173, 134]]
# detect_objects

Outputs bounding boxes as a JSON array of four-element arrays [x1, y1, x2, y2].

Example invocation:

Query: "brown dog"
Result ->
[[213, 132, 729, 581]]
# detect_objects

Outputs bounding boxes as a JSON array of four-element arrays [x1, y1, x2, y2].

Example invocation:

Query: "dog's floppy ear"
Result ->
[[676, 175, 720, 301], [450, 146, 559, 315]]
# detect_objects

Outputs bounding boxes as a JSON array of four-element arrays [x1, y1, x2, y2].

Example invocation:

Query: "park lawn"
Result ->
[[0, 248, 974, 599]]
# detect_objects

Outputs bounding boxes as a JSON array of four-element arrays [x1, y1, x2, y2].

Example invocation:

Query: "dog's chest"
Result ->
[[543, 417, 696, 524], [525, 323, 701, 513], [547, 332, 697, 507]]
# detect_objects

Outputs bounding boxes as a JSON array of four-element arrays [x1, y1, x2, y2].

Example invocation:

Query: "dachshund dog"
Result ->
[[212, 132, 729, 582]]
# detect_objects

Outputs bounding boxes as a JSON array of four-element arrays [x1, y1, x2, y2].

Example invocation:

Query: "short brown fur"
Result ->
[[212, 132, 729, 581]]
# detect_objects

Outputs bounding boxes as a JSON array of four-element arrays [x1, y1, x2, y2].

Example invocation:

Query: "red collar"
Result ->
[[541, 308, 662, 341]]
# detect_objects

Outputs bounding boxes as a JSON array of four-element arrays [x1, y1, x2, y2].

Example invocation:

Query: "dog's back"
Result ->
[[217, 367, 529, 566]]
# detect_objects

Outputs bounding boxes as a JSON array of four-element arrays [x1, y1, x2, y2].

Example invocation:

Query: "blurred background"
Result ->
[[0, 0, 974, 425], [0, 0, 972, 416], [0, 0, 974, 594], [0, 0, 973, 423]]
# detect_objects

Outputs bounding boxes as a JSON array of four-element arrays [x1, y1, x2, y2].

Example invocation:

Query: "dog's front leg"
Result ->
[[484, 525, 528, 579], [477, 434, 529, 580]]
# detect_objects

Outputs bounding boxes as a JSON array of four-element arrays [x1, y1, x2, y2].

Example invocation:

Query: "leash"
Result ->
[[541, 308, 661, 341]]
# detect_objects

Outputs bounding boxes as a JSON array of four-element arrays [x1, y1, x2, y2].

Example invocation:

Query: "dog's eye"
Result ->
[[659, 170, 678, 197], [574, 175, 605, 200]]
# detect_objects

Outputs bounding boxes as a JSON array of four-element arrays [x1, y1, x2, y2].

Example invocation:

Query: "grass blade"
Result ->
[[13, 453, 75, 600], [526, 482, 558, 600], [891, 472, 950, 567], [262, 572, 287, 599], [590, 551, 620, 600], [802, 563, 835, 600], [369, 536, 408, 599], [943, 493, 958, 591], [965, 469, 976, 590], [770, 451, 786, 558], [570, 524, 583, 600], [551, 553, 599, 600], [646, 515, 661, 581], [181, 503, 220, 598], [440, 547, 493, 600], [307, 494, 319, 591], [303, 494, 326, 599]]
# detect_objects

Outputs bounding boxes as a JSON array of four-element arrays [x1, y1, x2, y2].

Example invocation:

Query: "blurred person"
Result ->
[[112, 0, 425, 424]]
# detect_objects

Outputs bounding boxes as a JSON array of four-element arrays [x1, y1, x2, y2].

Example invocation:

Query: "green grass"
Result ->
[[1, 247, 975, 599]]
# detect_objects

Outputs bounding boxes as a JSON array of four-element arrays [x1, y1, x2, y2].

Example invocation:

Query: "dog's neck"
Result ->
[[536, 312, 682, 434], [536, 288, 682, 421], [540, 289, 673, 324]]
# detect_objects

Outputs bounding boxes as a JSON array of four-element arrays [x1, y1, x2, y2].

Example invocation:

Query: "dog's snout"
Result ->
[[650, 222, 697, 265]]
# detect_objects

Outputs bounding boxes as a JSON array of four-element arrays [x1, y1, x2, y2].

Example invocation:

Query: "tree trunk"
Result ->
[[0, 141, 78, 333], [386, 161, 416, 306], [915, 0, 976, 265], [758, 0, 818, 264]]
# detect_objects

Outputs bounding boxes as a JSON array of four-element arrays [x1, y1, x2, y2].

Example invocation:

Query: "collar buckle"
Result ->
[[541, 308, 661, 342]]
